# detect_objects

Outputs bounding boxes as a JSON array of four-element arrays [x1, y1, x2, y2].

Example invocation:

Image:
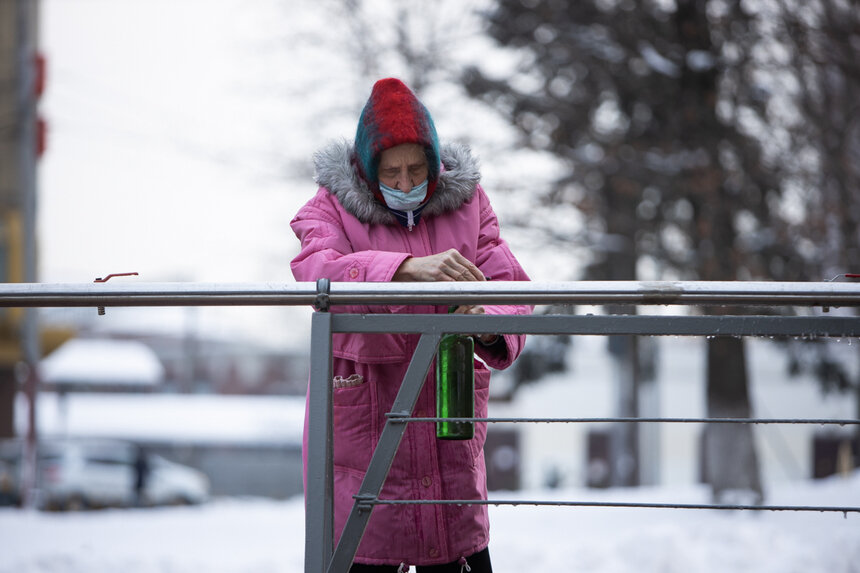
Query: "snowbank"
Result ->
[[39, 339, 165, 388], [16, 392, 305, 446], [1, 473, 858, 572]]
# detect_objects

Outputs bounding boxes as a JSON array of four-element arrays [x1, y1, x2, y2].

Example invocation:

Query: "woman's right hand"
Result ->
[[393, 248, 485, 282]]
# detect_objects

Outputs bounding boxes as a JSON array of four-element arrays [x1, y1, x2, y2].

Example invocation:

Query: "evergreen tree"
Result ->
[[462, 0, 813, 501], [773, 0, 860, 278], [773, 0, 860, 457]]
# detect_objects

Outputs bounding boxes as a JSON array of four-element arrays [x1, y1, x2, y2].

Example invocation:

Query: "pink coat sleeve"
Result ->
[[472, 185, 532, 371], [290, 189, 413, 316], [290, 189, 411, 284]]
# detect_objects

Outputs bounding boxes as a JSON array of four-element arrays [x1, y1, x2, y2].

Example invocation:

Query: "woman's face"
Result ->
[[378, 143, 428, 192]]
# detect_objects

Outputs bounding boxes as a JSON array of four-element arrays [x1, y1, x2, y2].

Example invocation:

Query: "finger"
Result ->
[[445, 265, 468, 282], [456, 269, 474, 282], [453, 305, 487, 315], [466, 263, 486, 282], [429, 256, 457, 281], [443, 259, 474, 282], [454, 258, 484, 282], [447, 250, 484, 282]]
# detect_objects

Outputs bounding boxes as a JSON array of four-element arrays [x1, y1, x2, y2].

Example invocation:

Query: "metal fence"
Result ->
[[1, 280, 859, 573]]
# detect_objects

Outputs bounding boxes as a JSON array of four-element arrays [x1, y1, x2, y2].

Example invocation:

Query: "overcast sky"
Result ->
[[35, 0, 571, 347]]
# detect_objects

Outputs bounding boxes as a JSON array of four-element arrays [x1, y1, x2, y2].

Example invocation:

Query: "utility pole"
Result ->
[[0, 0, 42, 507]]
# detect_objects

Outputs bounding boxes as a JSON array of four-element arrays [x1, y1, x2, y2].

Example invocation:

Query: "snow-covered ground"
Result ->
[[1, 472, 858, 572]]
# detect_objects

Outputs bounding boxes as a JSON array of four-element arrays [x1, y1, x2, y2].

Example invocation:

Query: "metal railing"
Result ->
[[1, 279, 859, 307], [0, 280, 859, 573]]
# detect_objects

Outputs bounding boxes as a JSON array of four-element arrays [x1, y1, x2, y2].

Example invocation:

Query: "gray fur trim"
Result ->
[[313, 140, 481, 225]]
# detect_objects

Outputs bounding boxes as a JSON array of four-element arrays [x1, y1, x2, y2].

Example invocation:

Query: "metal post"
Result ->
[[327, 332, 441, 573], [305, 310, 334, 573], [17, 0, 41, 512]]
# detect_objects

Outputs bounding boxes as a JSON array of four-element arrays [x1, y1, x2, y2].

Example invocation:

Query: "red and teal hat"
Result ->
[[354, 78, 441, 202]]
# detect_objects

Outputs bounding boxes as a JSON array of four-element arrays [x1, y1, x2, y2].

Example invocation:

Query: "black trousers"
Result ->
[[349, 547, 492, 573]]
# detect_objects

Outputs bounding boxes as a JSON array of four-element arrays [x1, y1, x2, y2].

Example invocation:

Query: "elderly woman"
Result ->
[[291, 78, 531, 572]]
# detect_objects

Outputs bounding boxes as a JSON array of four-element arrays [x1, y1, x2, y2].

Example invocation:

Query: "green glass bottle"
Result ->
[[436, 308, 475, 440]]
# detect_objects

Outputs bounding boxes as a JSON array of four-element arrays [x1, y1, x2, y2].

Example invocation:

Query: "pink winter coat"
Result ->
[[290, 141, 531, 566]]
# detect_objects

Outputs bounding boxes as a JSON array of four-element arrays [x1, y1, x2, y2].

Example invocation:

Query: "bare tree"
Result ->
[[321, 0, 492, 95]]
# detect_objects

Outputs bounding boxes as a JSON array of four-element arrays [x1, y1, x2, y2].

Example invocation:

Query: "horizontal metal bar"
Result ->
[[333, 314, 860, 337], [386, 416, 860, 426], [0, 281, 858, 307], [368, 498, 860, 514], [0, 282, 319, 308], [322, 280, 860, 307]]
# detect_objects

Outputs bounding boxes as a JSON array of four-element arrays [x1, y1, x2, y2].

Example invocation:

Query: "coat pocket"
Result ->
[[332, 374, 376, 472]]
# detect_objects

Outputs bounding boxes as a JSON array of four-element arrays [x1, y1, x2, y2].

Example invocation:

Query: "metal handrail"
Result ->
[[389, 415, 860, 425], [0, 279, 858, 307], [303, 286, 859, 573], [366, 498, 860, 515]]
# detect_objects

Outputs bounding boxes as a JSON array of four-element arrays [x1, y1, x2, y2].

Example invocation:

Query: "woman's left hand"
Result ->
[[452, 304, 499, 346]]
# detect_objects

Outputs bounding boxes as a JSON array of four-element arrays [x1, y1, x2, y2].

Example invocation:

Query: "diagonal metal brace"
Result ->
[[326, 332, 441, 573]]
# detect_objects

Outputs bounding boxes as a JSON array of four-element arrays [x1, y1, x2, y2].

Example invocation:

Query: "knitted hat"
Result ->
[[354, 78, 441, 203]]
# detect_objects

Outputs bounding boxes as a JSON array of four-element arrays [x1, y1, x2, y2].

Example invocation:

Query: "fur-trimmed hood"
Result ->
[[313, 140, 481, 226]]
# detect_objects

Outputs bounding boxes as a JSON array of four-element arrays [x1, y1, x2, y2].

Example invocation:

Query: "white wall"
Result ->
[[491, 336, 857, 491]]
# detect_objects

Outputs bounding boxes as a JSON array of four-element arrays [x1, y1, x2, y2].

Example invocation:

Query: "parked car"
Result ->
[[0, 438, 209, 510]]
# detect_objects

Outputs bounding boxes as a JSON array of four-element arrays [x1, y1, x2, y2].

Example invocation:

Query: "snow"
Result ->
[[15, 392, 305, 447], [1, 473, 858, 572], [39, 339, 164, 387], [686, 49, 716, 72], [639, 42, 681, 77]]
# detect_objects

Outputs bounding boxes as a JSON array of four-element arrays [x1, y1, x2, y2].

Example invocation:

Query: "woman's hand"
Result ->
[[393, 249, 498, 345], [452, 304, 499, 346], [393, 248, 485, 282]]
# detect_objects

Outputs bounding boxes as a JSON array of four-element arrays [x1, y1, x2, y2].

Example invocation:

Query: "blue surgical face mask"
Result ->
[[378, 179, 428, 211]]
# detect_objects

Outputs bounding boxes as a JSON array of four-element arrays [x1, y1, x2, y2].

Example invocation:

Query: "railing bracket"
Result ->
[[353, 494, 377, 512], [384, 411, 412, 423], [315, 278, 331, 312]]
